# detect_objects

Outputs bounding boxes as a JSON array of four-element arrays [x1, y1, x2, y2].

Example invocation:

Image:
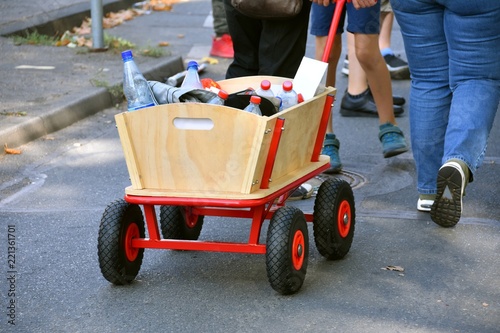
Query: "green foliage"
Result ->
[[11, 30, 57, 46]]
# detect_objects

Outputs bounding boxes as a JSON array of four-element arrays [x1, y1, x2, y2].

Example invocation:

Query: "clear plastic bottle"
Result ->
[[180, 61, 203, 89], [276, 80, 298, 111], [207, 89, 229, 105], [243, 95, 262, 116], [255, 79, 275, 98], [121, 50, 156, 111]]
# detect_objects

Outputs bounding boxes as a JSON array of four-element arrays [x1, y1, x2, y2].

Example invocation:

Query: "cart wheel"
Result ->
[[313, 178, 355, 260], [266, 206, 309, 295], [97, 199, 145, 285], [159, 206, 204, 240]]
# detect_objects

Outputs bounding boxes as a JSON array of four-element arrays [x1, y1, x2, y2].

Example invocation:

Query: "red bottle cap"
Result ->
[[250, 95, 261, 104], [260, 80, 271, 90], [218, 89, 229, 100], [282, 80, 293, 91], [297, 93, 304, 103]]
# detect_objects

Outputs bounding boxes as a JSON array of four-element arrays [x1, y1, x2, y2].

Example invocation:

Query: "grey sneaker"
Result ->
[[430, 161, 466, 227], [384, 54, 410, 80]]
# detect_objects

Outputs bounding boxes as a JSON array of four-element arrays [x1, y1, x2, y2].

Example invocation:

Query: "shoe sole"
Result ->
[[340, 107, 404, 118], [389, 67, 410, 80], [340, 108, 378, 117], [383, 146, 408, 158], [430, 163, 464, 227], [322, 166, 342, 174]]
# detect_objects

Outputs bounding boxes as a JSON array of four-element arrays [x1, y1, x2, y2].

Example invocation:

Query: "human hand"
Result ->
[[351, 0, 377, 9]]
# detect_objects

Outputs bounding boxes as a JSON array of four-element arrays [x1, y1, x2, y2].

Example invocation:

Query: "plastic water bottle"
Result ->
[[166, 63, 207, 87], [122, 50, 156, 111], [207, 89, 229, 105], [243, 95, 262, 116], [277, 80, 298, 111], [180, 61, 203, 89], [255, 79, 275, 98]]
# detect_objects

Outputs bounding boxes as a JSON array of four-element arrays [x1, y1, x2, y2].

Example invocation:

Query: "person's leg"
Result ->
[[223, 0, 261, 78], [340, 32, 405, 117], [429, 1, 500, 226], [391, 1, 451, 213], [212, 0, 228, 36], [311, 2, 344, 173], [442, 1, 500, 175], [378, 10, 392, 52], [346, 2, 408, 158], [210, 0, 233, 58], [346, 32, 368, 95], [379, 1, 409, 79], [258, 0, 312, 77]]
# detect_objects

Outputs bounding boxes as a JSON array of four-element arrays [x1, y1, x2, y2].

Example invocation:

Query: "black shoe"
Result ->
[[384, 54, 410, 80], [340, 89, 404, 117], [367, 88, 405, 106]]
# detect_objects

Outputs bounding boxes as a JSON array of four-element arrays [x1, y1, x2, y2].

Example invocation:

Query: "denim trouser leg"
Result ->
[[391, 0, 500, 194]]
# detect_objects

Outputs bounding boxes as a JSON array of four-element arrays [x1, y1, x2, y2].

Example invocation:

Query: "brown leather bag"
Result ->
[[230, 0, 303, 19]]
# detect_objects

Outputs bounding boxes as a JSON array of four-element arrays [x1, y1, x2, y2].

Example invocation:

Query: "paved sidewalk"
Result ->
[[0, 0, 213, 148]]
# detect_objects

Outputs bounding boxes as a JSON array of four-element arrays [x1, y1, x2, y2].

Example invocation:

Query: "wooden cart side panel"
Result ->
[[246, 117, 276, 193], [115, 113, 144, 189], [117, 103, 267, 194]]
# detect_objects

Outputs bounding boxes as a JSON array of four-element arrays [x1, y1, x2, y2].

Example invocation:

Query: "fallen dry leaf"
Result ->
[[4, 143, 21, 155], [158, 41, 170, 47], [200, 57, 219, 65]]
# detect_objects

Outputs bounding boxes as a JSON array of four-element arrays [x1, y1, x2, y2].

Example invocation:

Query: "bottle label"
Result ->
[[128, 102, 156, 111]]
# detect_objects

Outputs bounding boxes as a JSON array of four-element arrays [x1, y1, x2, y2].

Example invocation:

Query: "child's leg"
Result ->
[[315, 34, 342, 133], [353, 33, 395, 125]]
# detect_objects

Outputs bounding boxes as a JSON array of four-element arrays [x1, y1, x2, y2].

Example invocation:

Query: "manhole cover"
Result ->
[[308, 170, 367, 194]]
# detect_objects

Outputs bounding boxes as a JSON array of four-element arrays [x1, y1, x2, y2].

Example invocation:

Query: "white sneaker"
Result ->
[[288, 183, 313, 201], [430, 161, 465, 227], [417, 198, 434, 212]]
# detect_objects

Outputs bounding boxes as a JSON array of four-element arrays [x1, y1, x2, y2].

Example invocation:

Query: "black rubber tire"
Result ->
[[97, 199, 145, 285], [266, 206, 309, 295], [313, 178, 355, 260], [159, 206, 204, 240]]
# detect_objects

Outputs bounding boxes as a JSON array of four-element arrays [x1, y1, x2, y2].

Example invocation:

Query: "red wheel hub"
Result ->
[[292, 230, 305, 270], [337, 200, 351, 238], [124, 222, 140, 262]]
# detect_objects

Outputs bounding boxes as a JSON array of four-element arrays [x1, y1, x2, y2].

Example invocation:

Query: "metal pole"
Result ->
[[91, 0, 104, 49]]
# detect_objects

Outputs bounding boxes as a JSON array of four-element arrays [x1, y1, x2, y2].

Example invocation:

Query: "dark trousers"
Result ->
[[223, 0, 312, 79]]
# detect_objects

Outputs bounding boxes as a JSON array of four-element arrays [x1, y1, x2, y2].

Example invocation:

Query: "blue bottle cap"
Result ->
[[121, 50, 133, 61], [186, 60, 199, 70]]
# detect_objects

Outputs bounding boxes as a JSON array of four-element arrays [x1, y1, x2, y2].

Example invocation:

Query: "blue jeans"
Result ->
[[391, 0, 500, 194]]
